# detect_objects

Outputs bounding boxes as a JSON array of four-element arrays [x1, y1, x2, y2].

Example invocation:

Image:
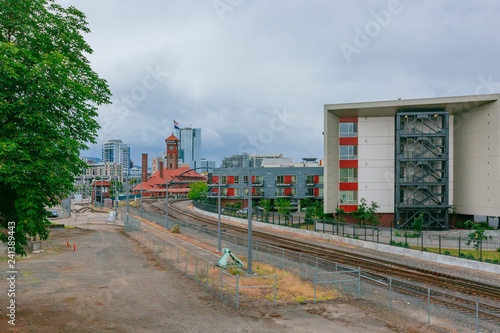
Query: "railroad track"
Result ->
[[141, 199, 500, 323]]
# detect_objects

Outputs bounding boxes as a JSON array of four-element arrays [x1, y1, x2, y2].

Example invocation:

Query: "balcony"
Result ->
[[276, 183, 292, 187], [208, 183, 227, 187]]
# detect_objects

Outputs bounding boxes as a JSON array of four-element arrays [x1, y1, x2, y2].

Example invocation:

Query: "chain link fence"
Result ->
[[194, 201, 500, 265]]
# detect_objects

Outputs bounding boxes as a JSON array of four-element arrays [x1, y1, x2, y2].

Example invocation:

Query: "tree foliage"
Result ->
[[258, 198, 272, 221], [351, 198, 380, 226], [0, 0, 111, 254], [274, 198, 292, 222], [187, 181, 208, 201]]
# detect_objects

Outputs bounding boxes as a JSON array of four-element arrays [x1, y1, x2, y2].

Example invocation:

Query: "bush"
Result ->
[[443, 250, 451, 255], [171, 224, 180, 233]]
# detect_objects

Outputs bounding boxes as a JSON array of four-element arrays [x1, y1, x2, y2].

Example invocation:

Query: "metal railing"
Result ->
[[193, 201, 500, 265]]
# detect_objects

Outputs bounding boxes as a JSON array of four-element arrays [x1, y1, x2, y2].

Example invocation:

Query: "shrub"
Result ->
[[171, 224, 180, 233], [443, 250, 451, 255]]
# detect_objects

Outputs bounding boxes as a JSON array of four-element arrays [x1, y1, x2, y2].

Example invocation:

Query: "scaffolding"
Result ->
[[395, 111, 450, 229]]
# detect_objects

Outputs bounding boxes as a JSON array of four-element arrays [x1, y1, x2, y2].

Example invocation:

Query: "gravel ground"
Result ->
[[0, 210, 455, 332]]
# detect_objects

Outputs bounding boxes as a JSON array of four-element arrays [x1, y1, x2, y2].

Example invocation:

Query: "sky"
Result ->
[[69, 0, 500, 167]]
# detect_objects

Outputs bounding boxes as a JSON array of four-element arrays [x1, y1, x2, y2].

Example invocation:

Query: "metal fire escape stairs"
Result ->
[[395, 111, 450, 229]]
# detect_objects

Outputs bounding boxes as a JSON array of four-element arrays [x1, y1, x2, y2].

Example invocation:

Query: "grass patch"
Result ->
[[407, 246, 500, 263]]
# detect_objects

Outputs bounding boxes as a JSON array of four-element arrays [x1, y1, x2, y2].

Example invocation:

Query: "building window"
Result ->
[[243, 175, 248, 184], [276, 175, 285, 184], [255, 175, 263, 184], [220, 176, 227, 185], [243, 188, 249, 196], [339, 122, 357, 137], [339, 190, 357, 205], [291, 176, 297, 184], [276, 188, 284, 197], [234, 176, 240, 184], [254, 188, 263, 196], [340, 168, 357, 182], [234, 188, 239, 197], [220, 188, 228, 196], [306, 188, 314, 197], [306, 175, 315, 184], [290, 188, 297, 196], [318, 175, 323, 184], [318, 188, 324, 196], [340, 145, 357, 160]]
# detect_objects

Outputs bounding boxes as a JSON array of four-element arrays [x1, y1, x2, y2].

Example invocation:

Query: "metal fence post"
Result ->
[[427, 288, 431, 327], [274, 274, 277, 307], [476, 301, 479, 333], [480, 239, 483, 262], [458, 236, 461, 257], [385, 277, 391, 313], [358, 266, 361, 300], [314, 264, 317, 304], [220, 268, 223, 299], [236, 274, 239, 309], [282, 249, 285, 269], [195, 257, 198, 280], [300, 253, 303, 279], [186, 252, 188, 275], [207, 262, 210, 287], [439, 234, 441, 254], [177, 248, 180, 269], [164, 242, 166, 261]]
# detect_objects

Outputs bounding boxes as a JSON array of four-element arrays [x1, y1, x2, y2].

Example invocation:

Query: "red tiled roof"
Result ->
[[131, 167, 207, 192], [91, 180, 112, 186], [165, 134, 179, 141]]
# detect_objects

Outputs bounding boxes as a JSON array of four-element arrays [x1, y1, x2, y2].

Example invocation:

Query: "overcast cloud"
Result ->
[[67, 0, 500, 166]]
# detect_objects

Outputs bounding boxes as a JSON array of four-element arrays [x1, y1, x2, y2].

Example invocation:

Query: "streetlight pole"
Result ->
[[165, 175, 169, 229], [247, 168, 253, 274], [217, 180, 221, 252], [126, 176, 130, 226], [140, 180, 143, 219]]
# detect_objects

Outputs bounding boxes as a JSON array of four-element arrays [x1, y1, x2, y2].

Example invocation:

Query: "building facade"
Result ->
[[102, 139, 131, 176], [324, 94, 500, 229], [221, 153, 284, 168], [200, 158, 216, 175], [83, 161, 123, 182], [211, 166, 323, 207], [177, 128, 201, 170]]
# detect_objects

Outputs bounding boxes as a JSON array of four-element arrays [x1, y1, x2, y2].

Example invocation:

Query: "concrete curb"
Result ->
[[193, 207, 500, 274]]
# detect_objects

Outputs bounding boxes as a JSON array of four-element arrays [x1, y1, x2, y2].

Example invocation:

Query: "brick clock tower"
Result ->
[[165, 134, 180, 170]]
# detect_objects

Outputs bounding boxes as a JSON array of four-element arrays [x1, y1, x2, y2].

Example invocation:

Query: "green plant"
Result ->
[[0, 0, 111, 255], [275, 198, 292, 223], [465, 220, 493, 250], [171, 224, 180, 233], [258, 198, 273, 222], [412, 213, 424, 235], [443, 250, 451, 255]]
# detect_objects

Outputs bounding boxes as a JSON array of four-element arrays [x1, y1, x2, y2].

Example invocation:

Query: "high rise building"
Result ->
[[221, 153, 283, 168], [200, 158, 216, 174], [176, 128, 201, 170], [102, 139, 131, 176]]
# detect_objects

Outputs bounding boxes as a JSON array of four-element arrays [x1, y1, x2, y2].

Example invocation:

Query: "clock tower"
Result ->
[[165, 134, 180, 170]]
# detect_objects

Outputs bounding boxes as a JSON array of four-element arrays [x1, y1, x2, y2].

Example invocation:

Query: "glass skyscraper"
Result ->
[[102, 139, 131, 176], [176, 128, 201, 170]]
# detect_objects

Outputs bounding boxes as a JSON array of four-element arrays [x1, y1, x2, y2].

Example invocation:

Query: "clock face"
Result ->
[[169, 145, 175, 151]]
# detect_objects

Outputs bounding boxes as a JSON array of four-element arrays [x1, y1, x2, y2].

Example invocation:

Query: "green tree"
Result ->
[[258, 198, 273, 222], [465, 220, 493, 250], [187, 181, 208, 201], [351, 198, 369, 225], [0, 0, 111, 254], [412, 213, 424, 235], [275, 198, 292, 223]]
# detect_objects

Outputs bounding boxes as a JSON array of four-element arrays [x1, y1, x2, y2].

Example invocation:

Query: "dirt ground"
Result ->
[[0, 213, 456, 332]]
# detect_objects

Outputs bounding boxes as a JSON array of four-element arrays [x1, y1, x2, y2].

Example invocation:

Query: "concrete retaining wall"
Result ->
[[193, 207, 500, 274]]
